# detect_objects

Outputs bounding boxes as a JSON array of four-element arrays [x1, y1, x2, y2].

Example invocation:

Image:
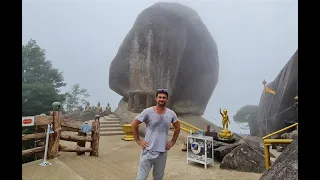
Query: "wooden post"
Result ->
[[90, 121, 100, 156], [206, 125, 210, 132], [77, 131, 87, 155], [47, 111, 62, 159]]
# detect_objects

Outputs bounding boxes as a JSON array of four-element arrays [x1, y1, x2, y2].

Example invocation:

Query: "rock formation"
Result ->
[[259, 137, 298, 180], [110, 4, 274, 174], [109, 2, 219, 115], [251, 50, 298, 137], [278, 129, 298, 150], [216, 138, 274, 173], [220, 143, 266, 173]]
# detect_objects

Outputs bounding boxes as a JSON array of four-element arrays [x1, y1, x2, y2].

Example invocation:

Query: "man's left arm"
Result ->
[[166, 120, 180, 151], [171, 120, 180, 144]]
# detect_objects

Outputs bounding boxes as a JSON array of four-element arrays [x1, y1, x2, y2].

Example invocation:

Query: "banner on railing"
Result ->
[[22, 116, 35, 127]]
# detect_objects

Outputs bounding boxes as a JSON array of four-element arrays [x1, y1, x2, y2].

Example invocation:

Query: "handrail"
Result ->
[[264, 139, 293, 144], [178, 120, 202, 132], [262, 123, 298, 140], [180, 127, 191, 133], [262, 123, 298, 169], [170, 119, 203, 133], [22, 112, 100, 159]]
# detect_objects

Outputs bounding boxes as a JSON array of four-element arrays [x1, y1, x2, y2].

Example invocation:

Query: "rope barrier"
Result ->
[[260, 106, 293, 122], [260, 101, 298, 122]]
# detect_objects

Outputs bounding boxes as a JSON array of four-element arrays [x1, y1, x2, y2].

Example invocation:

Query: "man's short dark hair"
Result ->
[[156, 89, 168, 97]]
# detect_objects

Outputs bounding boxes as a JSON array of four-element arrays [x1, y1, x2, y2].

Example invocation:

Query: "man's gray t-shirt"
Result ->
[[135, 107, 178, 152]]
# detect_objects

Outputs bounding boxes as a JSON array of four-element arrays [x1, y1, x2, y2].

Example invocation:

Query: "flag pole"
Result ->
[[262, 80, 268, 136]]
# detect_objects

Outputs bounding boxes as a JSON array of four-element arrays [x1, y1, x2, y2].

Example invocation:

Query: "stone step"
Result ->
[[104, 117, 120, 121], [109, 114, 118, 118], [101, 116, 119, 120], [100, 124, 122, 128], [100, 120, 120, 124], [100, 131, 125, 136], [59, 154, 117, 180], [100, 127, 123, 132]]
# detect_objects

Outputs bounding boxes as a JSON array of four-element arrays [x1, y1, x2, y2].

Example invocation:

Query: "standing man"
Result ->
[[131, 89, 180, 180]]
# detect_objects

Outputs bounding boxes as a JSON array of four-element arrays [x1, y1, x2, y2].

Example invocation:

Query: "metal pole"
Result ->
[[43, 124, 50, 162], [211, 138, 214, 166], [39, 124, 52, 167], [205, 138, 207, 169], [264, 143, 271, 169], [186, 136, 189, 165], [262, 80, 268, 137]]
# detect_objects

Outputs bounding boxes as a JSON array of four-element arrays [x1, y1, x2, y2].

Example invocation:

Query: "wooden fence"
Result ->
[[22, 111, 100, 160]]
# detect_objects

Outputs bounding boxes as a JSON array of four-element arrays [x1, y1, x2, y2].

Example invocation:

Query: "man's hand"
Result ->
[[137, 139, 149, 149], [166, 141, 175, 151]]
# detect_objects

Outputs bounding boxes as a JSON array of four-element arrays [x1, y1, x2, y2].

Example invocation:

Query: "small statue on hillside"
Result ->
[[220, 108, 230, 130], [105, 102, 111, 115], [218, 108, 234, 142], [85, 102, 91, 112], [96, 102, 103, 113]]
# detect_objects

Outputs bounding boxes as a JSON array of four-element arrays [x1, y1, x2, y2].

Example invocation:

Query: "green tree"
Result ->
[[233, 105, 259, 123], [22, 39, 66, 116], [64, 83, 90, 113], [22, 39, 66, 164]]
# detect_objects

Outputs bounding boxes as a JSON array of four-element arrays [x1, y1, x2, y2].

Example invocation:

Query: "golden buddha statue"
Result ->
[[96, 102, 103, 113], [218, 108, 233, 140], [85, 102, 91, 112]]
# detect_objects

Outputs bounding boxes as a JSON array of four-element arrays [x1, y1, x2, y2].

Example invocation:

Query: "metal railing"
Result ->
[[262, 123, 298, 169], [171, 120, 203, 134]]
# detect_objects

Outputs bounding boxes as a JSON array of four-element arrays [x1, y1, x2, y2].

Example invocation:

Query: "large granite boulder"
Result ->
[[214, 138, 275, 163], [220, 143, 266, 173], [278, 130, 298, 150], [259, 137, 298, 180], [251, 50, 298, 137], [214, 139, 244, 162], [109, 2, 219, 115]]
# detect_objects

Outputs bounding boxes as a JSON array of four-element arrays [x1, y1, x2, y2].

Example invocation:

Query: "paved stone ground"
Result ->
[[22, 116, 270, 180], [59, 133, 262, 180]]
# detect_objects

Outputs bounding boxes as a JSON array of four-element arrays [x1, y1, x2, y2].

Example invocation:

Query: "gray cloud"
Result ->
[[22, 0, 297, 133]]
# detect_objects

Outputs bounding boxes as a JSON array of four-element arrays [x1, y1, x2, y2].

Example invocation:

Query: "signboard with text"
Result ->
[[187, 134, 214, 169], [22, 116, 35, 127]]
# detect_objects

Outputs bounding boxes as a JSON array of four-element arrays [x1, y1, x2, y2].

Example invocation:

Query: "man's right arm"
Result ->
[[131, 109, 149, 148], [131, 119, 142, 142]]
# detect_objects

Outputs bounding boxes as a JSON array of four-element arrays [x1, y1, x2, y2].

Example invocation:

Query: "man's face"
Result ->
[[156, 93, 168, 106]]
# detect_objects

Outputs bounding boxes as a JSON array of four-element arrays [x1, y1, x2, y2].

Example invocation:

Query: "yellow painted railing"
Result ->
[[262, 123, 298, 169], [171, 120, 203, 134]]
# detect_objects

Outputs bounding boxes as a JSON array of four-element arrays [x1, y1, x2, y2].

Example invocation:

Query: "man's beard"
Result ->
[[157, 102, 166, 106]]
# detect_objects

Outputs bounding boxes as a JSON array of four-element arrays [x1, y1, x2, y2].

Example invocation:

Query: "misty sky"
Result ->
[[22, 0, 298, 133]]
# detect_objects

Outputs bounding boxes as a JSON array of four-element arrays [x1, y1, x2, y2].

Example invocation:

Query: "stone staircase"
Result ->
[[88, 115, 125, 137]]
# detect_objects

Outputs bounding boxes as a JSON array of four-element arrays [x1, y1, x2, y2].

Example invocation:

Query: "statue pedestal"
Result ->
[[121, 124, 135, 141], [218, 129, 235, 143]]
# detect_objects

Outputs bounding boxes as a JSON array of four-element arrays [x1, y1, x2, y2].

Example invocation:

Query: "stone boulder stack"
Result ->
[[109, 2, 219, 115]]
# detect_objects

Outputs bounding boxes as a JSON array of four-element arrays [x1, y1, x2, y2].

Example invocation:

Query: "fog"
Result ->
[[22, 0, 298, 134]]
